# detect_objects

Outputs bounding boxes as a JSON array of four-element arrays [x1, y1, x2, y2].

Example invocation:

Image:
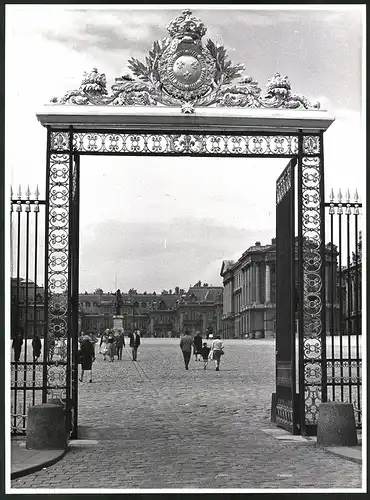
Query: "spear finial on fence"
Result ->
[[337, 189, 343, 214], [354, 188, 360, 215], [25, 185, 31, 212], [345, 189, 351, 214], [16, 185, 22, 212], [329, 188, 335, 214], [34, 185, 40, 212]]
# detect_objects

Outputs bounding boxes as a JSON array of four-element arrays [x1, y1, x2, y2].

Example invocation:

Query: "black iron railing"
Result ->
[[10, 186, 46, 434], [325, 189, 362, 427]]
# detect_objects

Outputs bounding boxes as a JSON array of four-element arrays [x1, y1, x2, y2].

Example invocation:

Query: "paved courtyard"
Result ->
[[11, 339, 362, 491]]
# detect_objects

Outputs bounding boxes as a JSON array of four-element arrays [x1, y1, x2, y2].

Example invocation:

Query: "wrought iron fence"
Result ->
[[325, 189, 362, 427], [10, 186, 46, 434]]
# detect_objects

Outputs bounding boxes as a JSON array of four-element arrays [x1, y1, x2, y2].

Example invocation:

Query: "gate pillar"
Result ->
[[297, 131, 327, 435]]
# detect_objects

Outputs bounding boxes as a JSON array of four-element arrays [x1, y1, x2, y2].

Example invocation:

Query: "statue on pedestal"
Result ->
[[115, 289, 123, 316]]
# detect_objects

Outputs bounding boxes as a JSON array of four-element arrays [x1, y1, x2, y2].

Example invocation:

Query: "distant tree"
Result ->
[[203, 283, 208, 287], [153, 291, 156, 295], [169, 289, 172, 294], [94, 288, 103, 294], [161, 289, 168, 295], [128, 288, 138, 295], [143, 291, 147, 295], [175, 286, 180, 295]]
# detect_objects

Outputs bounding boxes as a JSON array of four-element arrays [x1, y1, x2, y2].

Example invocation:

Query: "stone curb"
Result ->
[[11, 448, 68, 480], [321, 446, 362, 465]]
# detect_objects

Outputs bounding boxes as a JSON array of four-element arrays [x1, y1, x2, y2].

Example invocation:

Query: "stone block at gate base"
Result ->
[[26, 403, 67, 450], [317, 402, 358, 447]]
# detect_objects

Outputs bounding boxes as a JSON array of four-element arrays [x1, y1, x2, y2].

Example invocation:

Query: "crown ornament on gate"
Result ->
[[51, 9, 320, 112]]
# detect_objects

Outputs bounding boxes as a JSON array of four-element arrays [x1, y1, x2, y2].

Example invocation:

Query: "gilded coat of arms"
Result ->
[[52, 9, 320, 112]]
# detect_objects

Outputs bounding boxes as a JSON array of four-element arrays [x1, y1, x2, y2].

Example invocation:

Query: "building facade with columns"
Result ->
[[220, 240, 276, 339], [220, 238, 342, 339]]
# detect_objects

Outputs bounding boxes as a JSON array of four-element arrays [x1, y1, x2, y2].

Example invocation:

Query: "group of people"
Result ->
[[12, 328, 42, 363], [180, 330, 224, 371], [78, 329, 141, 383], [98, 329, 141, 362]]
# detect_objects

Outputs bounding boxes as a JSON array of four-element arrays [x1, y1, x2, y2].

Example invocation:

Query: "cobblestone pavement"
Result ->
[[11, 339, 363, 491]]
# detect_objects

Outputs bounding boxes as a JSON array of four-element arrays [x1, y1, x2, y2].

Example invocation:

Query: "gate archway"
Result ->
[[35, 9, 334, 437]]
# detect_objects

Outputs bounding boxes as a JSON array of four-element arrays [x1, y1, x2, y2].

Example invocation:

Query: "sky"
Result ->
[[6, 4, 365, 293]]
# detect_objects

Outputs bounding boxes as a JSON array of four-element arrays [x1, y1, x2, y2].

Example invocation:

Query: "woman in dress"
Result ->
[[211, 335, 224, 371], [79, 335, 95, 383], [107, 330, 115, 362], [100, 330, 109, 361]]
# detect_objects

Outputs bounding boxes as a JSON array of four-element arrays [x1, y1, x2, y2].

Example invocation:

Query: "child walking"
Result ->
[[201, 342, 211, 370]]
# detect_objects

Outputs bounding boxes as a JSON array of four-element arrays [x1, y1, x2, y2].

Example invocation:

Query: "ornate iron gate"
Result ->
[[32, 9, 332, 437], [275, 159, 298, 434]]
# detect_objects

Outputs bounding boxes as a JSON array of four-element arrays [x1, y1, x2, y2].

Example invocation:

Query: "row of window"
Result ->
[[82, 301, 149, 309]]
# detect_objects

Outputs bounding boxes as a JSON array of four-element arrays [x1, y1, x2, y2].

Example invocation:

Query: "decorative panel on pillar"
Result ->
[[298, 133, 326, 434]]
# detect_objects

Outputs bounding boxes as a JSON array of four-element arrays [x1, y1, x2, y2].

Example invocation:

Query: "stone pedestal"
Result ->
[[113, 315, 124, 332], [317, 402, 358, 447], [26, 403, 67, 450]]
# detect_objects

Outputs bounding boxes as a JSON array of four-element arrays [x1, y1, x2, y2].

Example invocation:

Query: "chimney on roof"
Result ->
[[255, 241, 261, 246], [271, 238, 276, 245]]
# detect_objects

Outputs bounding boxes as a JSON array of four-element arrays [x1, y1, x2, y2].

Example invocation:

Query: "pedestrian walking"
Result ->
[[211, 335, 224, 371], [201, 342, 211, 370], [179, 329, 193, 370], [115, 330, 125, 360], [12, 328, 23, 362], [107, 330, 115, 362], [32, 334, 42, 362], [79, 335, 95, 383], [129, 329, 141, 361], [192, 331, 203, 361], [99, 330, 108, 361]]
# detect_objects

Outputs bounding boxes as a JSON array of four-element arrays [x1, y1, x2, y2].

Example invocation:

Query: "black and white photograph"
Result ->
[[6, 4, 365, 493]]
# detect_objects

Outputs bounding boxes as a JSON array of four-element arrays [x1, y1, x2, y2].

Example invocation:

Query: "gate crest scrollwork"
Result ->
[[51, 9, 320, 112]]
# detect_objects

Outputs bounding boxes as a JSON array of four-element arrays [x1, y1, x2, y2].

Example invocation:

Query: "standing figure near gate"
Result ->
[[107, 330, 115, 362], [79, 335, 95, 383], [129, 329, 141, 361], [179, 330, 193, 370], [192, 331, 203, 362], [32, 334, 42, 362], [115, 330, 125, 360], [12, 328, 23, 362], [100, 330, 108, 360]]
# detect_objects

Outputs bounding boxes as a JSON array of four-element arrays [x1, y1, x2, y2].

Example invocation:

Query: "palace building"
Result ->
[[220, 237, 345, 339], [220, 240, 276, 339]]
